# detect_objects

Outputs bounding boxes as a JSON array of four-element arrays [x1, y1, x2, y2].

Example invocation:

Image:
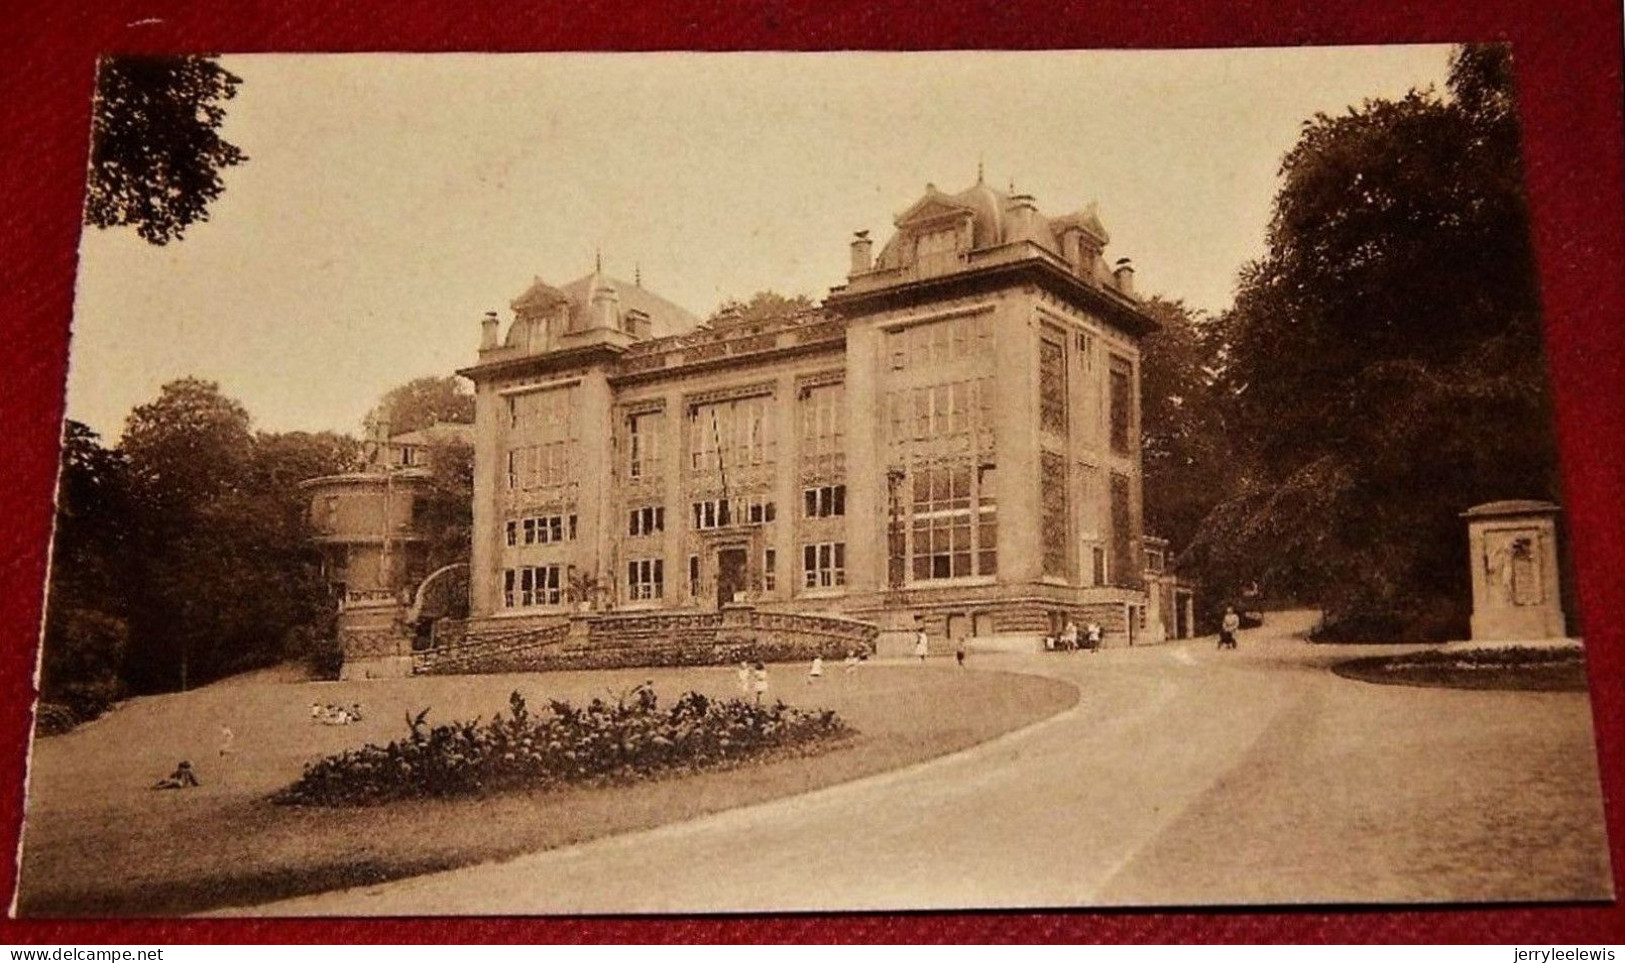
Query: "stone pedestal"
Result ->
[[337, 599, 415, 680], [874, 605, 920, 658], [1462, 500, 1566, 642]]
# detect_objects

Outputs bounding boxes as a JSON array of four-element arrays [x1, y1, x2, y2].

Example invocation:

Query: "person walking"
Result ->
[[808, 656, 825, 684], [913, 628, 929, 663], [751, 662, 770, 704], [1219, 606, 1241, 650], [955, 644, 966, 668]]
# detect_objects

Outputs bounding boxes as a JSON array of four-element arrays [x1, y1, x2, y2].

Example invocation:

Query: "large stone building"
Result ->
[[459, 177, 1162, 651]]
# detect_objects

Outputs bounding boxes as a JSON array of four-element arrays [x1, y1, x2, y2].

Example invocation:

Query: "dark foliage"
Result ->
[[274, 687, 849, 807], [85, 56, 247, 245], [365, 376, 474, 437], [1185, 44, 1555, 638], [41, 382, 358, 696]]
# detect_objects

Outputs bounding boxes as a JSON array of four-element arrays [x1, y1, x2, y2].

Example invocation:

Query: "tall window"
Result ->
[[909, 463, 996, 580], [627, 411, 663, 479], [764, 548, 777, 593], [1109, 356, 1134, 455], [803, 542, 846, 589], [799, 383, 844, 457], [627, 558, 664, 601], [506, 385, 579, 491], [1039, 336, 1068, 434], [689, 397, 773, 472], [1041, 452, 1069, 578]]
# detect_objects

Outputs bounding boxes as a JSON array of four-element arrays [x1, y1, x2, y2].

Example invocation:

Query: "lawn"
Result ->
[[16, 662, 1075, 917], [1331, 645, 1590, 692]]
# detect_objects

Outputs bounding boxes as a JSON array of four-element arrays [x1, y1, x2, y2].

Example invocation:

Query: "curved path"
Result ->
[[245, 612, 1612, 914]]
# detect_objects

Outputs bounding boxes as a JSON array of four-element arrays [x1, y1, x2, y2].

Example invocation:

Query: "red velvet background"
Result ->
[[1, 0, 1620, 944]]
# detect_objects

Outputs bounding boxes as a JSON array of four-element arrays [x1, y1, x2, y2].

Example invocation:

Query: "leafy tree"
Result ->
[[707, 290, 815, 325], [1190, 44, 1554, 639], [36, 422, 135, 724], [416, 435, 475, 572], [122, 377, 254, 519], [367, 376, 475, 436], [85, 56, 247, 245], [1138, 297, 1232, 556]]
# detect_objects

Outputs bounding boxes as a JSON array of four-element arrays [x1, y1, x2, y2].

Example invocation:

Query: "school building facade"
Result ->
[[457, 176, 1177, 651]]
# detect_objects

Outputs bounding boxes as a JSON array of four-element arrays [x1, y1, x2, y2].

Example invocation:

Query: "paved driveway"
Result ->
[[244, 612, 1613, 914]]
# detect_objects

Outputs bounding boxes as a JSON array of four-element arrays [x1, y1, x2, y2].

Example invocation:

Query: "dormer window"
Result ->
[[913, 226, 963, 279]]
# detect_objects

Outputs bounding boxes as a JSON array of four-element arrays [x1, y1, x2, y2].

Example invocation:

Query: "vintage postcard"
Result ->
[[15, 48, 1612, 917]]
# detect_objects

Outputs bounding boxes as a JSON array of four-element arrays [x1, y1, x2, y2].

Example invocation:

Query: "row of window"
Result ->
[[501, 544, 847, 611], [692, 495, 777, 529], [505, 514, 578, 546], [885, 378, 996, 443], [688, 397, 774, 472], [624, 385, 846, 479], [887, 313, 993, 371], [629, 505, 664, 537], [505, 441, 576, 490], [507, 386, 579, 439]]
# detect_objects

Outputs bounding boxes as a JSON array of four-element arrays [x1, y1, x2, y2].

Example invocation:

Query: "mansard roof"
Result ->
[[875, 179, 1110, 271]]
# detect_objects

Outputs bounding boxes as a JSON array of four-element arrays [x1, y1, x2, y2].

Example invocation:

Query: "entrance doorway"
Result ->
[[716, 547, 748, 608]]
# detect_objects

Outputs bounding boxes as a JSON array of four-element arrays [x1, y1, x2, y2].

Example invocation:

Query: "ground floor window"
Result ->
[[764, 548, 777, 592], [803, 542, 845, 589], [688, 554, 700, 598], [628, 557, 664, 600], [503, 564, 562, 608]]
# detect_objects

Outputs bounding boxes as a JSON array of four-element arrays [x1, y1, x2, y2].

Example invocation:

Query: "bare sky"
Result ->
[[68, 47, 1453, 440]]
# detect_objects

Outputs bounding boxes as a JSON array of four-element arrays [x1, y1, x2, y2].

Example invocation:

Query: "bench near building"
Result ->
[[445, 175, 1185, 665]]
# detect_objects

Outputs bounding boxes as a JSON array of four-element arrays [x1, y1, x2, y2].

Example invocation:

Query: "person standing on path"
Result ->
[[1219, 606, 1241, 650], [1061, 619, 1079, 652], [914, 628, 929, 663], [808, 656, 824, 684]]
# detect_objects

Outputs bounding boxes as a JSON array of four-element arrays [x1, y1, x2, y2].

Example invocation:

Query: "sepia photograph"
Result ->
[[12, 46, 1613, 918]]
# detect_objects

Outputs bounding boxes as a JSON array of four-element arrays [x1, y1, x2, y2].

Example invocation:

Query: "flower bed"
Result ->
[[1332, 645, 1589, 692], [272, 685, 850, 806]]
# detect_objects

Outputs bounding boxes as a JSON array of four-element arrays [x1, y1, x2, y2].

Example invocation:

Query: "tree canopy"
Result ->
[[1187, 44, 1555, 639], [85, 56, 247, 245], [367, 376, 475, 437], [707, 291, 816, 325]]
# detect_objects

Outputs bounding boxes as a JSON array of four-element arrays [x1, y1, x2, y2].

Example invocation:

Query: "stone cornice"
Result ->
[[827, 255, 1157, 338]]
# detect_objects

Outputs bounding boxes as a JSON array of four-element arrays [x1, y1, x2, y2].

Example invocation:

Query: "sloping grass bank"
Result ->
[[18, 664, 1074, 916]]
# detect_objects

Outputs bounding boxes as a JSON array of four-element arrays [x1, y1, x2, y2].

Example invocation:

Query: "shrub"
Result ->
[[273, 685, 850, 807], [34, 703, 80, 737]]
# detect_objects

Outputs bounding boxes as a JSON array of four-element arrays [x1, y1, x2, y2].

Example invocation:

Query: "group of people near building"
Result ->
[[1045, 619, 1104, 652]]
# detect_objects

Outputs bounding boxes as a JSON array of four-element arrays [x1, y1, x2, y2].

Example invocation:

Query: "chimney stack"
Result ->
[[1007, 194, 1039, 243], [480, 310, 500, 351], [1113, 257, 1136, 297], [850, 230, 873, 276]]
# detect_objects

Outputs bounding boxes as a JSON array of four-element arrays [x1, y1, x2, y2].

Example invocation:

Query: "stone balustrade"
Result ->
[[414, 604, 878, 675]]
